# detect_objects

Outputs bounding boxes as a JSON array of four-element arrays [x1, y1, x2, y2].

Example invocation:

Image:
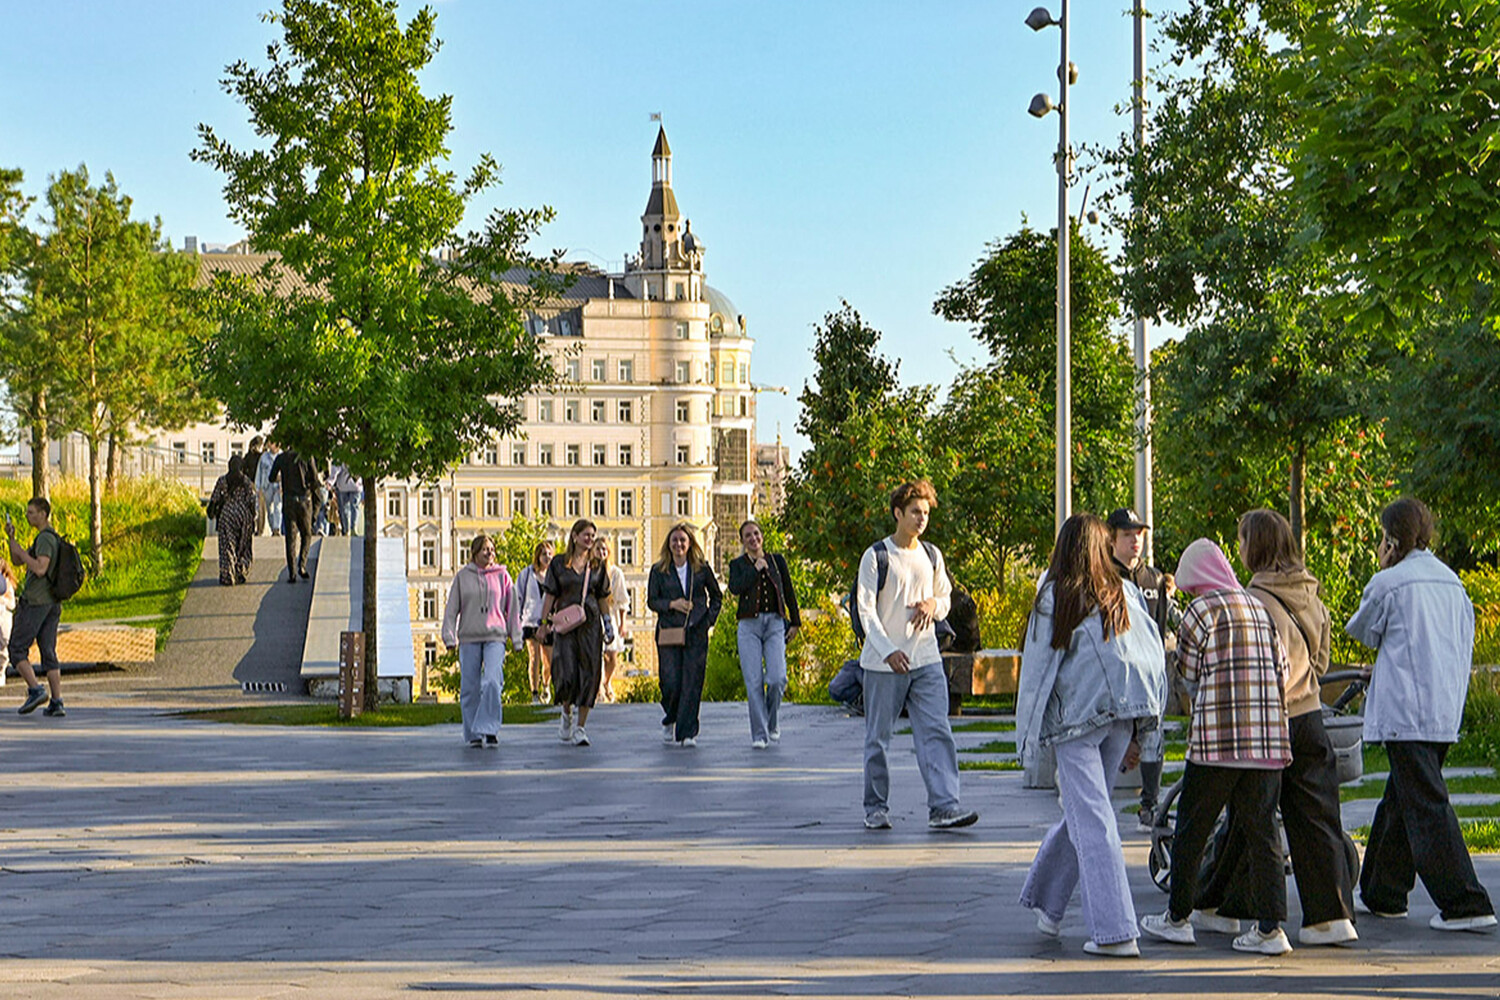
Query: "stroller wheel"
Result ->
[[1342, 829, 1361, 886], [1149, 834, 1173, 892]]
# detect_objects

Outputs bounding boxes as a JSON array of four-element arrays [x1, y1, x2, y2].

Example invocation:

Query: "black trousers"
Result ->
[[1170, 762, 1285, 925], [1361, 741, 1495, 919], [283, 494, 314, 577], [659, 639, 708, 741], [1197, 712, 1353, 926]]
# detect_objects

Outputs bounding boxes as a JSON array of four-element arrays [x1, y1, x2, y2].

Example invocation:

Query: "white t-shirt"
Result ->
[[857, 536, 952, 673]]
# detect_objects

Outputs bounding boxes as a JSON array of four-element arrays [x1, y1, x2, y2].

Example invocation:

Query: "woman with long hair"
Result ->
[[1191, 509, 1357, 946], [1347, 497, 1495, 931], [595, 536, 629, 703], [1016, 513, 1166, 958], [517, 540, 554, 703], [538, 520, 612, 747], [727, 519, 801, 748], [440, 534, 522, 748], [646, 523, 723, 747], [206, 454, 258, 585], [0, 557, 17, 686]]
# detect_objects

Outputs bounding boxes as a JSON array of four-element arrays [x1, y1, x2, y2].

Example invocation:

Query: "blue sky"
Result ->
[[1, 1, 1181, 457]]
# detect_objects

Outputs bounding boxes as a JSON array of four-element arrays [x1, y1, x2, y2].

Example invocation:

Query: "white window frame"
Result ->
[[591, 490, 607, 518], [591, 358, 607, 381], [618, 490, 634, 517], [566, 490, 582, 518], [618, 359, 634, 382], [457, 490, 474, 518]]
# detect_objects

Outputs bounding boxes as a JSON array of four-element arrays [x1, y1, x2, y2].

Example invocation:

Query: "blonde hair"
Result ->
[[655, 522, 706, 572]]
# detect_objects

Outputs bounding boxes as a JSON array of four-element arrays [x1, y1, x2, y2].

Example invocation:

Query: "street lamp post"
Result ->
[[1027, 3, 1073, 537], [1131, 0, 1155, 563]]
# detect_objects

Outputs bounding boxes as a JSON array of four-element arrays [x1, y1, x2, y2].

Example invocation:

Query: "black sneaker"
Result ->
[[484, 735, 499, 748], [467, 738, 484, 749], [42, 699, 65, 718], [18, 686, 48, 714], [928, 807, 979, 829]]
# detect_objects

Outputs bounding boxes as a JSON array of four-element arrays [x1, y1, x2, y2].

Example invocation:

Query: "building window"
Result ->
[[565, 443, 580, 466], [618, 359, 634, 382], [539, 444, 554, 466], [592, 444, 606, 466], [740, 395, 749, 417], [617, 400, 633, 423], [722, 361, 734, 384], [566, 490, 581, 518], [420, 489, 437, 518], [559, 317, 573, 337], [591, 358, 606, 381], [676, 444, 690, 465], [565, 400, 579, 423], [511, 443, 526, 466], [676, 360, 690, 383], [618, 535, 635, 566], [386, 489, 405, 517], [484, 442, 499, 465], [484, 490, 501, 518], [618, 444, 633, 467], [538, 399, 553, 422], [421, 589, 438, 620], [511, 490, 528, 517], [230, 441, 245, 459], [420, 537, 437, 568], [201, 442, 217, 464], [676, 399, 690, 422], [457, 490, 474, 518], [660, 491, 671, 515], [591, 400, 606, 423], [675, 321, 689, 340], [539, 490, 555, 516], [674, 282, 686, 301], [739, 362, 749, 384], [565, 358, 580, 381], [676, 490, 690, 517], [591, 490, 607, 517], [618, 490, 634, 517], [424, 638, 438, 667]]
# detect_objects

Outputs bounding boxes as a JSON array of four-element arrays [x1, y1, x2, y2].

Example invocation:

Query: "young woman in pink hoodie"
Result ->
[[442, 534, 522, 748]]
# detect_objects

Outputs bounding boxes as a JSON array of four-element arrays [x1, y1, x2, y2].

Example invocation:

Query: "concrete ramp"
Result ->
[[300, 536, 414, 701]]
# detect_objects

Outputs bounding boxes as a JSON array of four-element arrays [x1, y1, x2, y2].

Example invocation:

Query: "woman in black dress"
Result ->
[[207, 455, 258, 586], [537, 519, 612, 747]]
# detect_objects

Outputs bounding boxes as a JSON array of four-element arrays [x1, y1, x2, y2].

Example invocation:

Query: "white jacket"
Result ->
[[1346, 549, 1475, 743]]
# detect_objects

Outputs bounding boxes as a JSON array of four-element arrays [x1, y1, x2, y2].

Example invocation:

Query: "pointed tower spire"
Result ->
[[640, 126, 681, 271]]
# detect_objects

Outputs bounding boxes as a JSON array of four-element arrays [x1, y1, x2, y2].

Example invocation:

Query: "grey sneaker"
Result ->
[[18, 686, 47, 715], [768, 729, 780, 742], [559, 712, 574, 742], [1035, 909, 1061, 937], [42, 699, 65, 718], [662, 723, 676, 744], [570, 725, 590, 747], [1232, 926, 1292, 955], [864, 810, 892, 830], [928, 807, 979, 829]]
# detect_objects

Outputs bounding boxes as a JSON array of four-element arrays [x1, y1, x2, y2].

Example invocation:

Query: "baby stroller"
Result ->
[[1147, 669, 1368, 893]]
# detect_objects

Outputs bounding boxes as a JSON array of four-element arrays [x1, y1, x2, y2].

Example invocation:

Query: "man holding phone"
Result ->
[[5, 497, 65, 716]]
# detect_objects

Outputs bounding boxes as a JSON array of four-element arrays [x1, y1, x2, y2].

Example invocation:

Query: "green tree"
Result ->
[[194, 0, 557, 708], [933, 223, 1134, 542], [793, 300, 900, 440], [0, 170, 58, 495]]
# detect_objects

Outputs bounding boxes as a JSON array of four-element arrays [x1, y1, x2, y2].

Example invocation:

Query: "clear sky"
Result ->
[[1, 0, 1182, 458]]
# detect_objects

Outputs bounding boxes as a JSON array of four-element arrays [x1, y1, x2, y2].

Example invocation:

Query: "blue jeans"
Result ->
[[339, 491, 361, 535], [862, 664, 961, 816], [737, 613, 787, 742], [265, 485, 283, 534], [1019, 719, 1138, 944], [458, 640, 505, 742]]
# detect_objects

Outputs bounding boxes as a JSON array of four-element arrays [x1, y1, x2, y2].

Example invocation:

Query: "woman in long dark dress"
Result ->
[[208, 455, 258, 586], [537, 519, 612, 747]]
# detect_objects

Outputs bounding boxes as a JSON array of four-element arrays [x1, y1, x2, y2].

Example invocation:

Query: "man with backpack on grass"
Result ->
[[5, 496, 76, 717], [855, 479, 978, 832]]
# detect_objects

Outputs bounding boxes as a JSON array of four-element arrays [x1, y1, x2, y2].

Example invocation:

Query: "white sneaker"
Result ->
[[751, 738, 769, 749], [559, 712, 573, 742], [570, 725, 590, 747], [1232, 926, 1292, 955], [681, 736, 697, 747], [1140, 911, 1195, 945], [1192, 908, 1242, 934], [768, 729, 780, 742], [1035, 909, 1061, 937], [662, 723, 676, 744], [1430, 913, 1498, 932], [1299, 918, 1358, 946], [1083, 939, 1139, 958]]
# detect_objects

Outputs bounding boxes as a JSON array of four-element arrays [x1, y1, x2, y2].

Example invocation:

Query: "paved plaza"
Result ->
[[1, 695, 1497, 999]]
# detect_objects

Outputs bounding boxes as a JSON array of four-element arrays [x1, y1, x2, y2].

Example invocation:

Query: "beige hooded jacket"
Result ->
[[1247, 568, 1332, 718]]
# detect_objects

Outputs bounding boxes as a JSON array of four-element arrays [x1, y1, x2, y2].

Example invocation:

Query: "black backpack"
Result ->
[[846, 539, 955, 647], [43, 528, 86, 602]]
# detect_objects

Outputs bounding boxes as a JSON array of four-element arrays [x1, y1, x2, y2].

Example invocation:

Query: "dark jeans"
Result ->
[[1361, 741, 1495, 919], [283, 494, 315, 577], [659, 640, 708, 741], [1170, 762, 1285, 925], [1197, 712, 1353, 926]]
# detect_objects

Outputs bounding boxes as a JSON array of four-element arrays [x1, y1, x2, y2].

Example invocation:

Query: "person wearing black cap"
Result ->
[[1107, 508, 1177, 832]]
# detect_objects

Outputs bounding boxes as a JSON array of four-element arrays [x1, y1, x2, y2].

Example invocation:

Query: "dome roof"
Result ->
[[705, 284, 739, 332]]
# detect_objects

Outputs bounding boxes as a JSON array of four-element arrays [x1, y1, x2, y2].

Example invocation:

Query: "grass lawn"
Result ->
[[180, 702, 555, 727], [958, 759, 1023, 772], [959, 739, 1016, 755], [1, 477, 203, 649]]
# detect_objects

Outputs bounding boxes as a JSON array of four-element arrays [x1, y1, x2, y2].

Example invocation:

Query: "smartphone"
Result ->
[[4, 512, 11, 532]]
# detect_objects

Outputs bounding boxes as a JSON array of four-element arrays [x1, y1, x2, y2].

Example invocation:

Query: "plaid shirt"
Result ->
[[1178, 588, 1292, 767]]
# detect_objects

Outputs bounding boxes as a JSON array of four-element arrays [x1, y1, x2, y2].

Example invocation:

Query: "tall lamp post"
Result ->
[[1130, 0, 1155, 563], [1027, 4, 1073, 536]]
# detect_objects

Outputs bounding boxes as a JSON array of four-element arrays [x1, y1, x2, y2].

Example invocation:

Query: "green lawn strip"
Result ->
[[958, 739, 1016, 755], [1350, 819, 1500, 853], [179, 703, 554, 727], [951, 720, 1016, 733], [959, 759, 1023, 772], [1342, 769, 1500, 802]]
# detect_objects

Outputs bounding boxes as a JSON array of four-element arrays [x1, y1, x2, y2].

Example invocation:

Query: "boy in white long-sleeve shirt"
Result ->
[[857, 480, 979, 831]]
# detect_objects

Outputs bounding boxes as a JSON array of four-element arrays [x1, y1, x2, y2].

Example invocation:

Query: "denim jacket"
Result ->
[[1017, 581, 1167, 768], [1346, 549, 1475, 744]]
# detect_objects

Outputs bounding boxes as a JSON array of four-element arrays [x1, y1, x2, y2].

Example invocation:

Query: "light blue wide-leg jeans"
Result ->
[[458, 640, 505, 742], [737, 613, 787, 742], [862, 663, 962, 817], [1018, 718, 1139, 945]]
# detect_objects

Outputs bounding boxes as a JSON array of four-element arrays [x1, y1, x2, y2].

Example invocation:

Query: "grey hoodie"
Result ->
[[1246, 568, 1332, 718]]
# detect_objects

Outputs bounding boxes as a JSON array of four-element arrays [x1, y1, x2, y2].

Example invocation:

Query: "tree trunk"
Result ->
[[106, 430, 119, 491], [362, 474, 379, 711], [28, 389, 49, 502], [88, 432, 105, 573], [1289, 442, 1306, 557]]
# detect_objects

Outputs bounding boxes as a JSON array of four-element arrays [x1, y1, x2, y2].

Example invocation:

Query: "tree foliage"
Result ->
[[195, 0, 558, 707]]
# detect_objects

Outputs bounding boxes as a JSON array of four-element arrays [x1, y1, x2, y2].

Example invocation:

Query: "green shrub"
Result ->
[[426, 645, 532, 706], [614, 672, 661, 703], [703, 592, 747, 701], [971, 566, 1038, 650], [788, 592, 858, 704], [1462, 566, 1500, 666], [1456, 668, 1500, 769]]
